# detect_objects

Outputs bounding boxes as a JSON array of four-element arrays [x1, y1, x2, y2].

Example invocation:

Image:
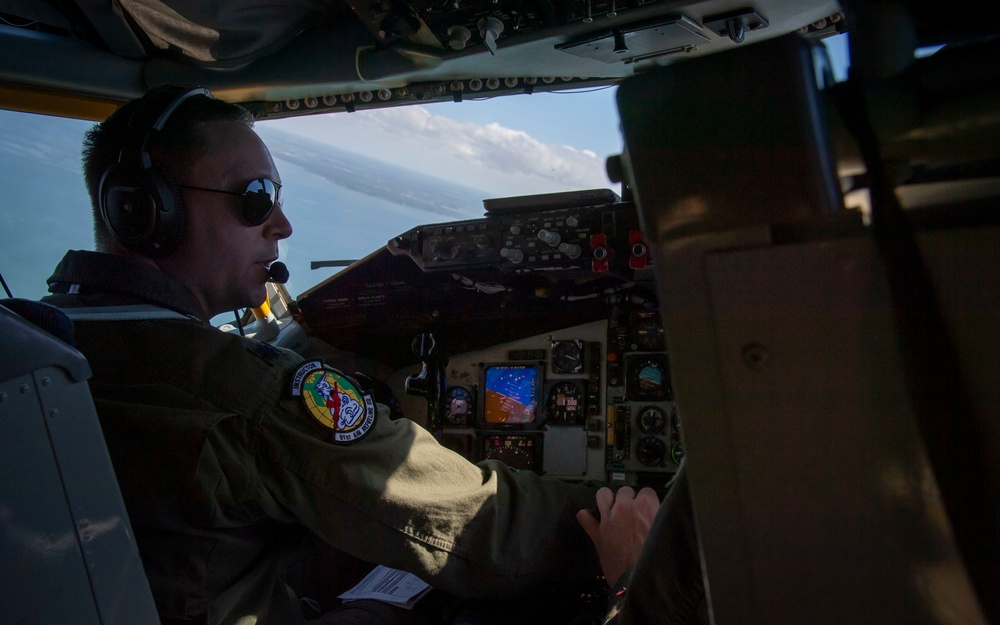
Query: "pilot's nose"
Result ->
[[265, 204, 293, 240]]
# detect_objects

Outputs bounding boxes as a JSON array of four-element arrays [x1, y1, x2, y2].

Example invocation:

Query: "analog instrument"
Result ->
[[551, 339, 585, 374], [625, 354, 671, 401], [545, 380, 585, 425], [446, 386, 474, 426], [637, 437, 666, 467], [637, 405, 666, 434]]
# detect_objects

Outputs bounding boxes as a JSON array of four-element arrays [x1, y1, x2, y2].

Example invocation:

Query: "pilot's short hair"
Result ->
[[82, 87, 254, 252]]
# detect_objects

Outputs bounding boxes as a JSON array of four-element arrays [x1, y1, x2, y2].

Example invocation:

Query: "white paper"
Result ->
[[338, 565, 432, 609]]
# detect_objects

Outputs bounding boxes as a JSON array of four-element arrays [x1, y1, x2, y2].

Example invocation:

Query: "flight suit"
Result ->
[[44, 250, 600, 625]]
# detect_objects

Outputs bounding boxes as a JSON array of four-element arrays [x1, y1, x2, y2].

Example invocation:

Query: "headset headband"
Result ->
[[123, 85, 213, 170]]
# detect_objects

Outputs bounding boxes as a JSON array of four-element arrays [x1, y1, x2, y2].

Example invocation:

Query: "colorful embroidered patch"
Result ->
[[290, 361, 376, 444]]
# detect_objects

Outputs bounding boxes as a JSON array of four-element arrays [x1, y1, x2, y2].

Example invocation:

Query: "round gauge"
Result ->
[[670, 406, 684, 466], [637, 437, 666, 467], [626, 354, 671, 401], [671, 439, 685, 466], [551, 339, 584, 374], [545, 380, 585, 425], [445, 386, 474, 426], [637, 406, 666, 434]]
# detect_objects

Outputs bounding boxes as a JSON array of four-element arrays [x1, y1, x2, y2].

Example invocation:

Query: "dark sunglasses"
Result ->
[[178, 178, 282, 226]]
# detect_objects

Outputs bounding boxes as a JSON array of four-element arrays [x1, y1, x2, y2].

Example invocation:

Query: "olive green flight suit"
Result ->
[[45, 250, 600, 625]]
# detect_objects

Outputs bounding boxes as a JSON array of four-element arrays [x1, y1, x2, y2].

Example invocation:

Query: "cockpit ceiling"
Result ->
[[0, 0, 844, 118]]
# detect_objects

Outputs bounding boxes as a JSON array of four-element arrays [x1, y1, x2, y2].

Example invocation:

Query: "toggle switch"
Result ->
[[478, 17, 504, 55]]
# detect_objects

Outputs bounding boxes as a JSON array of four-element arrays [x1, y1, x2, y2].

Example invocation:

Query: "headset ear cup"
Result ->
[[145, 165, 185, 256], [98, 163, 184, 256], [97, 86, 210, 256], [99, 162, 158, 251]]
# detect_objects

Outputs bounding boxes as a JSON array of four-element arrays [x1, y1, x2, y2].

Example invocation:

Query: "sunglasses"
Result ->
[[178, 178, 283, 226]]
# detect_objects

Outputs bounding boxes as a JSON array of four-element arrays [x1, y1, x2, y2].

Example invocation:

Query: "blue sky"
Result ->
[[424, 84, 623, 162], [264, 34, 848, 196], [266, 87, 621, 197]]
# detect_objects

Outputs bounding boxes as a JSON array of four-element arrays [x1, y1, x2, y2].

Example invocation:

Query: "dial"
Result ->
[[671, 440, 685, 466], [637, 406, 666, 434], [625, 354, 672, 401], [551, 339, 585, 374], [446, 386, 474, 426], [637, 437, 666, 467], [545, 380, 585, 425], [670, 407, 685, 466]]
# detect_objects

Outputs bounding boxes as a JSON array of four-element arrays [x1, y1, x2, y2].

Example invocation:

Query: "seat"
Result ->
[[0, 299, 160, 624], [616, 32, 995, 624]]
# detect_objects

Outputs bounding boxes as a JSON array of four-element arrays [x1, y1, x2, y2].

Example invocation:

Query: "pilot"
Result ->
[[42, 85, 609, 625]]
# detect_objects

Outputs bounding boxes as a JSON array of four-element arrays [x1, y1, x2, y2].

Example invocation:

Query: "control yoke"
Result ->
[[404, 333, 448, 432]]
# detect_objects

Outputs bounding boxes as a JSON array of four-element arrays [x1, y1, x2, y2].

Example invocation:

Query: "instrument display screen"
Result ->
[[481, 433, 538, 471], [483, 364, 539, 424]]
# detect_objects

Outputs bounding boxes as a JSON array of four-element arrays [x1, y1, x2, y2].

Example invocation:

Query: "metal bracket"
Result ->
[[703, 8, 769, 43]]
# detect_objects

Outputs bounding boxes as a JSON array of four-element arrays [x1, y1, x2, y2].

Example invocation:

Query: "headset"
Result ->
[[98, 85, 213, 256]]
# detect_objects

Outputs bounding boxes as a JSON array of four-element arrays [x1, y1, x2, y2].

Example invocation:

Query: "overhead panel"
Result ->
[[556, 15, 709, 63]]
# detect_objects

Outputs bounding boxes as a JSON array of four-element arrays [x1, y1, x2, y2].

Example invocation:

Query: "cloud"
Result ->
[[270, 107, 610, 195]]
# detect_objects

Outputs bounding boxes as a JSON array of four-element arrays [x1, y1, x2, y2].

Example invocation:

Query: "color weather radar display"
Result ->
[[483, 365, 539, 424]]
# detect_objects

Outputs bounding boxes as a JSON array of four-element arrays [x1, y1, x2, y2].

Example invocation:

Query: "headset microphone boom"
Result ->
[[267, 261, 289, 284]]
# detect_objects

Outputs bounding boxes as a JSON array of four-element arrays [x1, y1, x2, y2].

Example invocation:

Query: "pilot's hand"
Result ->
[[576, 486, 661, 589]]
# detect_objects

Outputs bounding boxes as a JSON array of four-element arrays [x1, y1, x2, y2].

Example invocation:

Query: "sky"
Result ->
[[264, 34, 848, 196], [266, 85, 623, 196]]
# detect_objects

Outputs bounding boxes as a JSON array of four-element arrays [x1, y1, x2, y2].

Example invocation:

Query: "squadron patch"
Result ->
[[290, 361, 376, 444]]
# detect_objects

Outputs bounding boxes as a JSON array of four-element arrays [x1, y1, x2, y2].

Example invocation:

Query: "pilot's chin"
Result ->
[[243, 282, 267, 310]]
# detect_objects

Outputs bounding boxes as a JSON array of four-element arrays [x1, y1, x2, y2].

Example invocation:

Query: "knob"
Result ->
[[446, 25, 472, 50], [558, 242, 582, 259], [500, 248, 524, 263], [538, 229, 561, 246]]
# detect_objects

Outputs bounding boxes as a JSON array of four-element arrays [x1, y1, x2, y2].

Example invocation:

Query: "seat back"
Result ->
[[616, 33, 994, 624], [0, 299, 160, 625]]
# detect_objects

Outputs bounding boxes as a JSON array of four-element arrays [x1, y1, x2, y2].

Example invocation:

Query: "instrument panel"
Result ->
[[300, 188, 684, 487], [387, 188, 640, 278], [388, 304, 683, 487]]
